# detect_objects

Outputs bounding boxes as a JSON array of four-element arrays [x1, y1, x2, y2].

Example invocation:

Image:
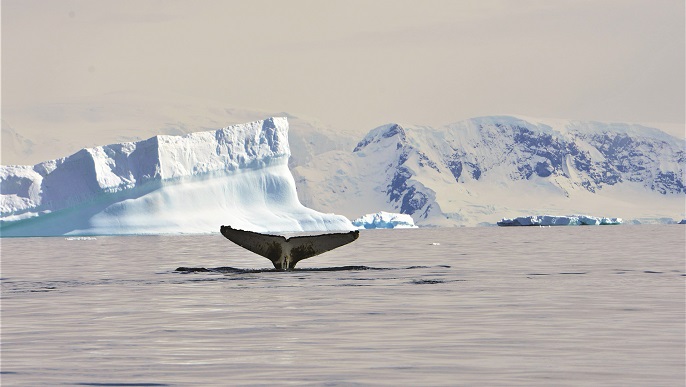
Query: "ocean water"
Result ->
[[1, 225, 684, 386]]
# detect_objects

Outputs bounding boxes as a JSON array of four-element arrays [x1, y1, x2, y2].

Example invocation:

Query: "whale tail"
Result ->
[[220, 226, 360, 270]]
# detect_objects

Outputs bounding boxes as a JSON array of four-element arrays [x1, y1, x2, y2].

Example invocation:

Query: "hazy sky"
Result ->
[[2, 0, 685, 134]]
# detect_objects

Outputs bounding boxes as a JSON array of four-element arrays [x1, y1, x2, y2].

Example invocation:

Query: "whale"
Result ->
[[220, 225, 360, 270]]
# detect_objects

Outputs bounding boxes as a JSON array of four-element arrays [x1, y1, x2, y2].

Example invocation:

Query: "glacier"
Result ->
[[293, 116, 685, 226], [352, 211, 417, 229], [0, 117, 354, 236], [497, 215, 622, 227]]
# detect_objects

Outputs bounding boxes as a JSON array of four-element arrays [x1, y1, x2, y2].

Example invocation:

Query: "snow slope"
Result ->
[[0, 117, 353, 236], [293, 116, 685, 226]]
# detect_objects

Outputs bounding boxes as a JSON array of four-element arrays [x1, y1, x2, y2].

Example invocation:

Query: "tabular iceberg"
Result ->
[[352, 211, 418, 229], [497, 215, 622, 227], [0, 117, 354, 236]]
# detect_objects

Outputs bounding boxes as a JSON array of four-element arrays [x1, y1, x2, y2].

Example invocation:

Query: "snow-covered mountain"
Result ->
[[3, 113, 683, 234], [0, 117, 353, 236], [292, 116, 685, 226]]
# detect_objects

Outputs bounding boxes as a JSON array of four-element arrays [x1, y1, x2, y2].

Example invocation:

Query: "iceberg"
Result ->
[[0, 117, 354, 236], [352, 211, 418, 229], [497, 215, 622, 227]]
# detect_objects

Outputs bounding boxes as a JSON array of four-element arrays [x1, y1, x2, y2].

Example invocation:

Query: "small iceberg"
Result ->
[[497, 215, 622, 227], [352, 211, 418, 229]]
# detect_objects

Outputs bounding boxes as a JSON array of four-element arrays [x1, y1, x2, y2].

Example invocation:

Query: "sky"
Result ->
[[1, 0, 685, 153]]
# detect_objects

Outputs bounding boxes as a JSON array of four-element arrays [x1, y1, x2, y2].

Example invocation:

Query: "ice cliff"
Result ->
[[0, 117, 353, 236], [352, 211, 417, 229], [497, 215, 622, 226]]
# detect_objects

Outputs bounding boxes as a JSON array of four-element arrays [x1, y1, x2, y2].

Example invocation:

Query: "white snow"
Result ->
[[293, 115, 684, 227], [352, 211, 418, 229], [0, 117, 354, 236], [497, 215, 622, 227], [5, 113, 682, 233]]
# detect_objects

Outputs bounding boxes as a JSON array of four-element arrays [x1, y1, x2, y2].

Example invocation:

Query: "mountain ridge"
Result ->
[[292, 115, 684, 226], [2, 114, 683, 231]]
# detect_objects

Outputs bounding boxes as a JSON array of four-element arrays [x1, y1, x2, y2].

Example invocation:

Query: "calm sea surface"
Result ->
[[1, 225, 684, 386]]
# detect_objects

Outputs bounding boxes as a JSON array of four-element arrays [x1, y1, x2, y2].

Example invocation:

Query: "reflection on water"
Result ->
[[1, 225, 684, 386]]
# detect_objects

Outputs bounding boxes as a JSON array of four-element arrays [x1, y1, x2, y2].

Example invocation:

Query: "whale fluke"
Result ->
[[220, 225, 360, 270]]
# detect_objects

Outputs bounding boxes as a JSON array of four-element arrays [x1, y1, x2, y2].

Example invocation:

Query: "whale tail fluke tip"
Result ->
[[219, 225, 359, 269]]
